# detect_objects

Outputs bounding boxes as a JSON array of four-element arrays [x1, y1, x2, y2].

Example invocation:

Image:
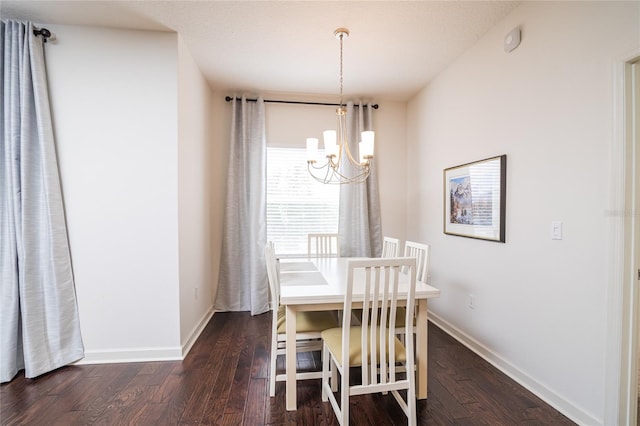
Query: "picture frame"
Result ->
[[443, 155, 506, 243]]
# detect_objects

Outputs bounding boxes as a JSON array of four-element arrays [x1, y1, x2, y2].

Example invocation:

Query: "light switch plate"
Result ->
[[551, 221, 563, 240]]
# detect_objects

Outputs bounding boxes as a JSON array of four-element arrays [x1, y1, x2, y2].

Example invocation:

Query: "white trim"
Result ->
[[181, 307, 215, 358], [623, 57, 639, 426], [628, 57, 640, 426], [428, 314, 600, 426], [74, 347, 183, 364], [604, 48, 640, 426], [604, 53, 628, 426]]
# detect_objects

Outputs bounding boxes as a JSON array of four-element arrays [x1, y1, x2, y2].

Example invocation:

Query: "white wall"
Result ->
[[406, 2, 639, 424], [374, 100, 407, 241], [47, 25, 182, 361], [177, 35, 216, 354], [209, 93, 230, 306]]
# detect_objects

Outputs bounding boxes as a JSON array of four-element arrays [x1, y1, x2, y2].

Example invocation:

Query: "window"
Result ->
[[267, 147, 339, 257]]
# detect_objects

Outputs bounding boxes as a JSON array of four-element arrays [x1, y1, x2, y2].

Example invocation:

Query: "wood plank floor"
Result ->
[[1, 311, 576, 425]]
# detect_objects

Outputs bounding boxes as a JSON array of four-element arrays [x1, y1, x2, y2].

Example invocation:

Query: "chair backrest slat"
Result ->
[[381, 236, 400, 257], [403, 240, 430, 283], [308, 233, 340, 258]]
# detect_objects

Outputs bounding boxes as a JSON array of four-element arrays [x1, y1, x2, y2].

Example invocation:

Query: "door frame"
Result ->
[[605, 50, 639, 426]]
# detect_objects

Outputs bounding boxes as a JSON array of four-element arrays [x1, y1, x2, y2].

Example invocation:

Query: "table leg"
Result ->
[[285, 305, 297, 411], [416, 299, 428, 399]]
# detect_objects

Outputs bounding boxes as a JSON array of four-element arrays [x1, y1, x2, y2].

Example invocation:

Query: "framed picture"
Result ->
[[444, 155, 506, 243]]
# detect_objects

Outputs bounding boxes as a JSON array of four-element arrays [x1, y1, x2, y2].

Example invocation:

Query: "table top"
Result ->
[[279, 257, 441, 305]]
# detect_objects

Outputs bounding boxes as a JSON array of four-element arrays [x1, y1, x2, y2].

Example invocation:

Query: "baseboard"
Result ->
[[74, 308, 215, 365], [181, 307, 215, 358], [74, 347, 183, 364], [428, 312, 601, 426]]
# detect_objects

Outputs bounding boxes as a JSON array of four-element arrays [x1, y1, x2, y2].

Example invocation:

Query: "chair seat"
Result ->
[[321, 326, 406, 366], [276, 306, 338, 334]]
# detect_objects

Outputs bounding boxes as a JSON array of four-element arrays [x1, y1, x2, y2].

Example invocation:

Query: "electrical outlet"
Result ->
[[195, 287, 199, 300], [468, 294, 475, 310]]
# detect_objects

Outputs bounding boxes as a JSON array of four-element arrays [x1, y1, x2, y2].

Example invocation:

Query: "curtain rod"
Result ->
[[33, 27, 51, 42], [224, 96, 378, 109]]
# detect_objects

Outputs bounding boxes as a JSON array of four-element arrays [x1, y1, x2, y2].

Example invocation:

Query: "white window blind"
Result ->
[[469, 160, 500, 226], [266, 147, 339, 257]]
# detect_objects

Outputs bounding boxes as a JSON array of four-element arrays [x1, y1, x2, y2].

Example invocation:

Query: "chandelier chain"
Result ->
[[339, 33, 344, 106]]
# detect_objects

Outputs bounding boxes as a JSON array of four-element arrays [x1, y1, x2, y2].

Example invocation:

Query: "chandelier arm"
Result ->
[[332, 166, 370, 183], [309, 160, 335, 182], [308, 160, 370, 184], [339, 108, 369, 167]]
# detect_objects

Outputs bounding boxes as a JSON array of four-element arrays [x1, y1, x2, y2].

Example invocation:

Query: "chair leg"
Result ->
[[331, 358, 338, 392], [322, 342, 329, 402], [269, 362, 276, 397], [340, 365, 349, 425], [322, 343, 339, 393], [408, 396, 416, 426], [269, 345, 277, 397], [407, 359, 417, 425]]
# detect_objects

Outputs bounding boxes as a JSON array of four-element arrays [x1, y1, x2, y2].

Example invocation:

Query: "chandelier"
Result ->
[[306, 28, 375, 184]]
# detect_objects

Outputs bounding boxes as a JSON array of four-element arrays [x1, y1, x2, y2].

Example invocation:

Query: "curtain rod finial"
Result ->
[[33, 27, 52, 42]]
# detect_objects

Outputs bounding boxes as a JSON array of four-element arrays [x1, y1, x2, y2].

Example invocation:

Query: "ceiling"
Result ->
[[1, 1, 521, 102]]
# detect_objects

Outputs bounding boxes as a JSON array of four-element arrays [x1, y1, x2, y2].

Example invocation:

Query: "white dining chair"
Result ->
[[321, 257, 418, 425], [308, 233, 341, 258], [265, 242, 339, 397], [381, 236, 400, 257], [394, 241, 431, 343]]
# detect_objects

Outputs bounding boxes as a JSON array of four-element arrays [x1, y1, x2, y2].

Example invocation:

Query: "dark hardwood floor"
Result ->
[[1, 312, 575, 425]]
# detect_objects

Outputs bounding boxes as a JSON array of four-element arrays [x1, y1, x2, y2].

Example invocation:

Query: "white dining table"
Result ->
[[278, 257, 441, 411]]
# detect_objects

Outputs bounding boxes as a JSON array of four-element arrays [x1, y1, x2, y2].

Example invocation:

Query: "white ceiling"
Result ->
[[1, 1, 521, 102]]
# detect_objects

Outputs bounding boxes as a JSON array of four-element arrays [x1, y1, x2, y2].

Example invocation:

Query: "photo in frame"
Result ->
[[443, 155, 506, 242]]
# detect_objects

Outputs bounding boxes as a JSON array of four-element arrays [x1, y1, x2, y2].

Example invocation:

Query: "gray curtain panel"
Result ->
[[1, 20, 84, 383], [338, 102, 383, 257], [215, 96, 269, 315]]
